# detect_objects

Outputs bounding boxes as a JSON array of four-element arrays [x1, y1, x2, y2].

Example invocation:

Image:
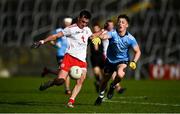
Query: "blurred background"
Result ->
[[0, 0, 180, 80]]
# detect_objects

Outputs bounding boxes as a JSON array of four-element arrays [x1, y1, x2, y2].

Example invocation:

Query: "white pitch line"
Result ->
[[104, 100, 180, 107], [103, 96, 148, 101], [113, 96, 148, 99]]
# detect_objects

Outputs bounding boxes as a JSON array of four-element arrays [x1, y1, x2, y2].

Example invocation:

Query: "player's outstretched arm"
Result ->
[[43, 31, 63, 44], [31, 32, 64, 48], [31, 41, 42, 48], [91, 30, 110, 45]]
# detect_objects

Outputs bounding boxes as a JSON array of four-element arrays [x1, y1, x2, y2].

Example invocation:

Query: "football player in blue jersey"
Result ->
[[103, 20, 126, 94], [41, 17, 72, 95], [95, 14, 141, 105]]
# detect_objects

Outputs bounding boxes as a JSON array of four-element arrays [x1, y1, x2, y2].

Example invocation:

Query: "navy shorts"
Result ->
[[104, 59, 129, 74]]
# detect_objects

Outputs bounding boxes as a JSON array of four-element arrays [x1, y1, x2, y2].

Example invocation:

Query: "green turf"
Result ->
[[0, 76, 180, 113]]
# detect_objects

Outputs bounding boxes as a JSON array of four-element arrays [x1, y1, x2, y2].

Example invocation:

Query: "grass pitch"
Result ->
[[0, 76, 180, 113]]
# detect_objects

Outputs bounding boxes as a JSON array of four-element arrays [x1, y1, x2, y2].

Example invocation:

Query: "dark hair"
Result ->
[[72, 17, 78, 24], [79, 10, 91, 19], [104, 19, 113, 29], [92, 22, 100, 27], [117, 14, 130, 23]]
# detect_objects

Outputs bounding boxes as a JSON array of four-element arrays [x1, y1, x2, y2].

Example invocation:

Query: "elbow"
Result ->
[[137, 50, 141, 60], [135, 49, 141, 61], [52, 34, 57, 40]]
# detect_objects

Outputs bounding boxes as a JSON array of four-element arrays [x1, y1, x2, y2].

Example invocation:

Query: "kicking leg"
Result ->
[[39, 70, 68, 91], [93, 66, 103, 93]]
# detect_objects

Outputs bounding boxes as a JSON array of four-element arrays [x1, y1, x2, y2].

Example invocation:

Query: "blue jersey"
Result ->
[[107, 30, 138, 63], [52, 28, 68, 57]]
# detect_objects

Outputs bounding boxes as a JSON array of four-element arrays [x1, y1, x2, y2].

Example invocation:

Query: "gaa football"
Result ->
[[69, 66, 82, 79]]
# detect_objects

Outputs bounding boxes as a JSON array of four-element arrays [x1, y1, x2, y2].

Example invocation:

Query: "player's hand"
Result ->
[[92, 37, 101, 45], [129, 61, 136, 70], [50, 40, 56, 45], [31, 40, 44, 49]]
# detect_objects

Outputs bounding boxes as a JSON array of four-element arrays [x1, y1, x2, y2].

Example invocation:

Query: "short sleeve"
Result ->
[[107, 31, 113, 38], [52, 28, 63, 34], [56, 28, 63, 33], [129, 36, 138, 48], [52, 30, 56, 34], [87, 27, 92, 38]]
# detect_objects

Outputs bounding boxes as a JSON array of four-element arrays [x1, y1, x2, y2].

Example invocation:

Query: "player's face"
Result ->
[[107, 22, 114, 31], [93, 25, 101, 33], [117, 18, 128, 32], [78, 17, 89, 29]]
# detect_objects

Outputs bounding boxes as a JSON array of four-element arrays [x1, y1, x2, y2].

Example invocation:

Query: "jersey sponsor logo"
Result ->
[[78, 42, 87, 47], [75, 31, 83, 34]]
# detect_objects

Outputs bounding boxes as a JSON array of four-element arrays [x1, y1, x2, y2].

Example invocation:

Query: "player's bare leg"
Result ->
[[65, 76, 71, 95], [115, 83, 126, 94], [39, 70, 68, 91], [107, 64, 127, 99], [41, 67, 58, 77], [41, 67, 71, 94], [67, 69, 86, 108], [93, 66, 103, 92], [112, 72, 126, 94]]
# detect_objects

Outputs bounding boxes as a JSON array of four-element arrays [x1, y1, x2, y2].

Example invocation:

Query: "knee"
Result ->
[[117, 70, 125, 78], [94, 67, 101, 75], [76, 76, 85, 85]]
